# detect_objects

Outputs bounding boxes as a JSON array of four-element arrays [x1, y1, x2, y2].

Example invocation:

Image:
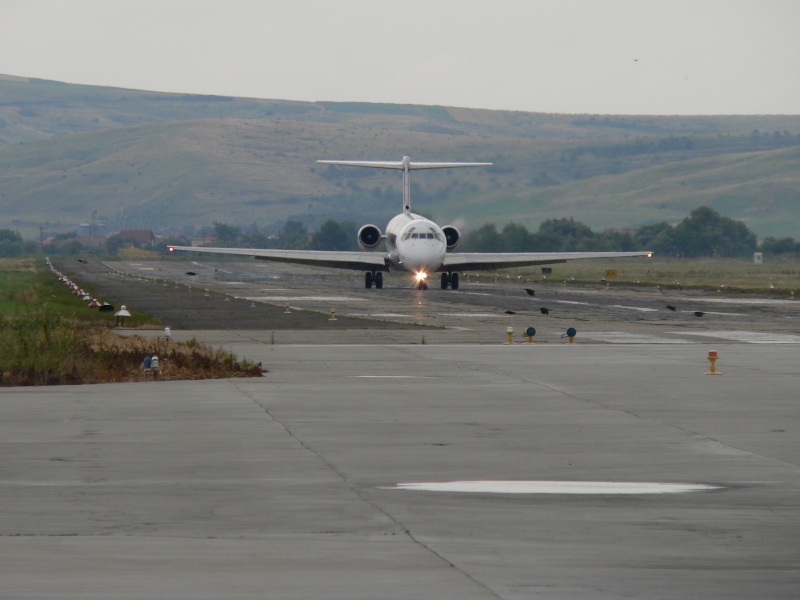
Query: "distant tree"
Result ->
[[760, 236, 800, 255], [60, 239, 84, 256], [634, 222, 678, 256], [212, 221, 241, 244], [0, 229, 22, 244], [0, 228, 36, 256], [105, 234, 124, 255], [528, 230, 564, 252], [672, 206, 756, 257], [596, 230, 638, 252], [538, 218, 596, 251], [461, 223, 504, 252], [277, 220, 309, 250], [501, 223, 535, 252], [311, 219, 354, 251], [242, 231, 271, 249]]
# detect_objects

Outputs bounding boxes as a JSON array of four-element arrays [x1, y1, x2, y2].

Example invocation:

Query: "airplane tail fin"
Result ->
[[317, 156, 492, 214]]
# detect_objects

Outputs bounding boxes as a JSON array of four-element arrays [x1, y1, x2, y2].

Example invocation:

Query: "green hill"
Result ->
[[1, 75, 799, 239]]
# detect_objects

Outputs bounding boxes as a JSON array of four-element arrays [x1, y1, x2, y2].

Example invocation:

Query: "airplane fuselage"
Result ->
[[385, 213, 447, 276]]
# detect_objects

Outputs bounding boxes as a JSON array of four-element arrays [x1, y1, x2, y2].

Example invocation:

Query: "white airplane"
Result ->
[[169, 156, 652, 289]]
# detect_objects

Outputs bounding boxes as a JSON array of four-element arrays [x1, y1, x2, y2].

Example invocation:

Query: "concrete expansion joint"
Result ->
[[229, 381, 502, 598]]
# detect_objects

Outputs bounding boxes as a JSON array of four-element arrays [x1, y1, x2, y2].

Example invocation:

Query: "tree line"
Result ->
[[459, 206, 766, 258], [197, 206, 790, 259], [4, 206, 798, 258]]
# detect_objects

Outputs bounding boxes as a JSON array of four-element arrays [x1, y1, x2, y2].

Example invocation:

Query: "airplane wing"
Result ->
[[168, 245, 390, 271], [440, 251, 652, 272]]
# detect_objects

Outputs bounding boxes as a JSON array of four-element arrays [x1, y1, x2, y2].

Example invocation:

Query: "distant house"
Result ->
[[165, 235, 192, 247], [117, 230, 155, 248]]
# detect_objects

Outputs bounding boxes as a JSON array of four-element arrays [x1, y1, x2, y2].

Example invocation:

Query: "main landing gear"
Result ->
[[365, 271, 383, 289], [440, 272, 459, 290]]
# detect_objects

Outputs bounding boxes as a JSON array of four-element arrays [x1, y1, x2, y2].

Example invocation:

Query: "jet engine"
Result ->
[[442, 225, 461, 251], [357, 224, 383, 250]]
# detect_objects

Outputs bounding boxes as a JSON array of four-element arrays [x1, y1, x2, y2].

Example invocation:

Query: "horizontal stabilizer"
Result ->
[[317, 158, 492, 170]]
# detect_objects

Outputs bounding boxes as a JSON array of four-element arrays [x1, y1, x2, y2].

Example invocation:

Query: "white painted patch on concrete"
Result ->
[[352, 375, 437, 379], [387, 481, 720, 494], [610, 304, 659, 313], [698, 297, 798, 306], [679, 310, 746, 316], [670, 330, 800, 343], [578, 332, 695, 344], [246, 296, 365, 302], [556, 300, 591, 306], [348, 313, 412, 318], [438, 313, 513, 318]]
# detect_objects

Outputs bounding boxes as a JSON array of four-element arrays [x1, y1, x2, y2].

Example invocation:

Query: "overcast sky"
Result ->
[[2, 0, 798, 115]]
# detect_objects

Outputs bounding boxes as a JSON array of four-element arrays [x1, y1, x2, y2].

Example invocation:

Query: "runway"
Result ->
[[2, 259, 799, 598], [63, 258, 800, 344]]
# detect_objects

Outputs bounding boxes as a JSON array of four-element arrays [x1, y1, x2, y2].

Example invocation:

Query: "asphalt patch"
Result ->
[[54, 258, 428, 331]]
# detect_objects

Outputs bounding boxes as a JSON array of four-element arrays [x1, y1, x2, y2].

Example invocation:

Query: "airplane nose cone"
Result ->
[[400, 239, 445, 273]]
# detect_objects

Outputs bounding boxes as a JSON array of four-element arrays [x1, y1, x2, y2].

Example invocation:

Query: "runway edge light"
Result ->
[[705, 351, 722, 375]]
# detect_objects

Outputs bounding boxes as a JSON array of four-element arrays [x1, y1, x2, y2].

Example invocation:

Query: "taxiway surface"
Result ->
[[2, 259, 798, 598]]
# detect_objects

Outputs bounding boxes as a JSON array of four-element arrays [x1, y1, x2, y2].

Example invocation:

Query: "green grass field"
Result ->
[[0, 258, 262, 385], [507, 256, 800, 295]]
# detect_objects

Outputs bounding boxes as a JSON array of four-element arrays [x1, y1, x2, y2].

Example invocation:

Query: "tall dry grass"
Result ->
[[1, 310, 263, 386]]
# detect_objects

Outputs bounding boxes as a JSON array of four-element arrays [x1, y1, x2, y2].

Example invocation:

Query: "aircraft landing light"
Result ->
[[385, 481, 721, 495]]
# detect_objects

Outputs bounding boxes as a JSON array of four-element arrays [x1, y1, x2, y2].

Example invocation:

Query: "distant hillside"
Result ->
[[1, 75, 799, 239]]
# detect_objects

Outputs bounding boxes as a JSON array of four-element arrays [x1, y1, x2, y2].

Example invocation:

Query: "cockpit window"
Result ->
[[401, 228, 443, 242]]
